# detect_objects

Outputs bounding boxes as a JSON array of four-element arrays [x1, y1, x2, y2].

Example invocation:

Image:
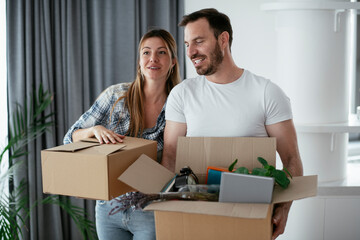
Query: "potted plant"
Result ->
[[0, 84, 97, 239]]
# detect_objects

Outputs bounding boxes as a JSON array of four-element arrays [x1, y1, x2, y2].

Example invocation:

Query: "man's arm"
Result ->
[[265, 119, 303, 240], [266, 119, 303, 177], [161, 120, 187, 172]]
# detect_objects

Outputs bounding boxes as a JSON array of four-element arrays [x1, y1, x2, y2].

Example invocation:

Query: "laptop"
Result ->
[[219, 172, 275, 204]]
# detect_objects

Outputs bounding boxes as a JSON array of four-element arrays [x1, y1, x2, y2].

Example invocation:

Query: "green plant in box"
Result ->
[[228, 157, 292, 189]]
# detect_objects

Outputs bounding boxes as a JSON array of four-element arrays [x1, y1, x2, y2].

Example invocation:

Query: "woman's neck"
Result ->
[[143, 80, 167, 129], [143, 80, 167, 104]]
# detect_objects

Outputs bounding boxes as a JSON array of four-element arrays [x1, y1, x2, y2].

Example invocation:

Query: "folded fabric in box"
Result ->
[[206, 166, 230, 184]]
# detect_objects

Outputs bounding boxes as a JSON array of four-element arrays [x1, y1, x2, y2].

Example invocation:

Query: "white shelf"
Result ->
[[295, 115, 360, 133], [261, 2, 360, 11], [317, 161, 360, 197]]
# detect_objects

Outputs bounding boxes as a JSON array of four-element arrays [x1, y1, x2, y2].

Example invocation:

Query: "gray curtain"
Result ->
[[6, 0, 184, 239]]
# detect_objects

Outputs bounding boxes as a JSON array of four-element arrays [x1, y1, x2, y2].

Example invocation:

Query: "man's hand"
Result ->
[[272, 201, 292, 240]]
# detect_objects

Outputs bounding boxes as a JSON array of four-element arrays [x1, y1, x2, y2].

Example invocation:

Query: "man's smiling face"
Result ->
[[184, 18, 224, 76]]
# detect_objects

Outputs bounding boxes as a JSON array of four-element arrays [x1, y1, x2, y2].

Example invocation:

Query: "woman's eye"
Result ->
[[159, 51, 167, 55], [143, 51, 149, 55]]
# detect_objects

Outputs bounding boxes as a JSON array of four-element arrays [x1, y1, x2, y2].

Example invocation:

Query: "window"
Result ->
[[348, 12, 360, 162], [0, 0, 8, 188]]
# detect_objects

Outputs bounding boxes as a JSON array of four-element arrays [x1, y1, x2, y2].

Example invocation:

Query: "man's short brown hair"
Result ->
[[179, 8, 233, 49]]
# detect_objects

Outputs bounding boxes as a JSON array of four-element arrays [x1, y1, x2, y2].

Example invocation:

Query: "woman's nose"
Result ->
[[150, 54, 159, 62]]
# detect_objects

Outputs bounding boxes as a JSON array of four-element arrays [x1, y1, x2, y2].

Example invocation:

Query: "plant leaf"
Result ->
[[234, 167, 249, 174], [257, 157, 269, 167], [42, 196, 98, 240], [230, 157, 291, 189], [251, 168, 268, 176], [267, 165, 276, 175], [273, 170, 290, 189], [228, 159, 238, 172], [0, 180, 29, 239]]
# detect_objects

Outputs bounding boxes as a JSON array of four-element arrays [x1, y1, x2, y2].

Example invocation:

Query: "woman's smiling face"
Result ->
[[139, 37, 174, 82]]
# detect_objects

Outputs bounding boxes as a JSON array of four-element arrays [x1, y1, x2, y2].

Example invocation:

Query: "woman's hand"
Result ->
[[92, 125, 125, 144]]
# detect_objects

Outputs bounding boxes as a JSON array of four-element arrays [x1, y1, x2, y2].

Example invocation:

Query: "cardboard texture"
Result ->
[[154, 207, 273, 240], [118, 154, 174, 194], [41, 137, 157, 200], [119, 137, 318, 239], [175, 137, 276, 182]]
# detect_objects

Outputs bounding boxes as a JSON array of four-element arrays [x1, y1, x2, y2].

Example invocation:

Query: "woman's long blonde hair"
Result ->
[[112, 29, 181, 137]]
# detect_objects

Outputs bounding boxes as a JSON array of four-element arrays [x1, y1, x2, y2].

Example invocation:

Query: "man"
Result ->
[[161, 8, 303, 240]]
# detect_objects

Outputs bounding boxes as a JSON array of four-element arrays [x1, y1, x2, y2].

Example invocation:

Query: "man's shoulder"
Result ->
[[174, 75, 204, 89], [168, 76, 203, 101], [243, 70, 269, 83]]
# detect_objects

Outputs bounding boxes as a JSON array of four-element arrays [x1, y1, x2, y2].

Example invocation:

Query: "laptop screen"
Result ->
[[219, 172, 275, 203]]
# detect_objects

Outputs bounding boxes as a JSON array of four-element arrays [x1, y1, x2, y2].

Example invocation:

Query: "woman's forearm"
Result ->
[[72, 127, 95, 142]]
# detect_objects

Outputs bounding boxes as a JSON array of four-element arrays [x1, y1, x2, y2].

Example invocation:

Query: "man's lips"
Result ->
[[192, 57, 205, 66]]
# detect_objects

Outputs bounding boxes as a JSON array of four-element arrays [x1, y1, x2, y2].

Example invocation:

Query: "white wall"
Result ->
[[184, 0, 278, 84]]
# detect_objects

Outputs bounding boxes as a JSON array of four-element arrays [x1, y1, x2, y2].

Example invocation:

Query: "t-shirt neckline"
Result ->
[[204, 69, 247, 87]]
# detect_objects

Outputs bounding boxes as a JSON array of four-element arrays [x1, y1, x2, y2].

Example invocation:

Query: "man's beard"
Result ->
[[195, 43, 224, 76]]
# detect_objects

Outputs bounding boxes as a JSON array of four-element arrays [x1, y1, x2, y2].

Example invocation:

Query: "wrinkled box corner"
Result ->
[[41, 136, 157, 200], [119, 137, 318, 240]]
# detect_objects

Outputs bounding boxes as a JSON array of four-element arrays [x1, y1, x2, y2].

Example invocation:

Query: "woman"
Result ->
[[63, 29, 181, 240]]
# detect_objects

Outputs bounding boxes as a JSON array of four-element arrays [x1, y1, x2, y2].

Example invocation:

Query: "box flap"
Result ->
[[93, 144, 126, 155], [121, 137, 157, 150], [45, 141, 99, 152], [80, 138, 99, 143], [175, 137, 276, 174], [272, 175, 318, 203], [118, 154, 174, 194], [145, 200, 270, 219]]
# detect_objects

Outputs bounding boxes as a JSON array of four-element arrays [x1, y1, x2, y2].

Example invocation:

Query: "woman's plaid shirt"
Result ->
[[63, 82, 165, 152]]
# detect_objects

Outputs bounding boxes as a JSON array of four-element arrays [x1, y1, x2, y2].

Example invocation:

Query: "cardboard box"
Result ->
[[119, 137, 317, 240], [41, 136, 157, 200]]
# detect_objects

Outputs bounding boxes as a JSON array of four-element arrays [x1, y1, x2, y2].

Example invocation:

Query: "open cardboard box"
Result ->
[[119, 137, 317, 240], [41, 136, 157, 200]]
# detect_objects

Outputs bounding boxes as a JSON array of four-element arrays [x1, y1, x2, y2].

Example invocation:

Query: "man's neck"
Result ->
[[205, 57, 243, 84], [205, 66, 244, 85]]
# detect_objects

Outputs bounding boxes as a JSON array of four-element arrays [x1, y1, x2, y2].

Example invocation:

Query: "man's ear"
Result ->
[[219, 31, 230, 50]]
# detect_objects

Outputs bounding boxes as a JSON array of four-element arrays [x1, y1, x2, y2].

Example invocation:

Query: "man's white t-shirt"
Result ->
[[165, 70, 293, 137]]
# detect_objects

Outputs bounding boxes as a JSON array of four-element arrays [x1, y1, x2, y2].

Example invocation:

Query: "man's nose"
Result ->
[[187, 44, 197, 58]]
